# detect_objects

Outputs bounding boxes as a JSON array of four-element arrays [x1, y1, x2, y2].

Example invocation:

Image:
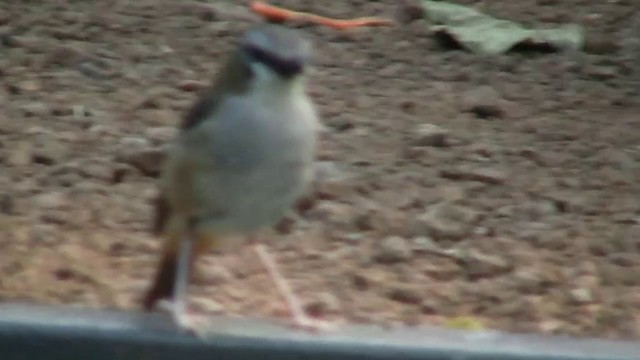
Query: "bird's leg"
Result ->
[[168, 236, 208, 337], [254, 242, 333, 332]]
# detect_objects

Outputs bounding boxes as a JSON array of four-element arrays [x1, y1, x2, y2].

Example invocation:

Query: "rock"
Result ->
[[402, 146, 427, 160], [415, 203, 480, 240], [351, 268, 391, 291], [8, 141, 32, 166], [51, 104, 74, 116], [546, 192, 586, 213], [420, 298, 439, 314], [569, 288, 593, 304], [411, 123, 450, 147], [107, 241, 128, 256], [461, 86, 505, 119], [387, 284, 422, 304], [351, 271, 371, 290], [373, 236, 412, 264], [338, 232, 364, 244], [610, 244, 639, 266], [177, 80, 207, 92], [208, 3, 260, 22], [0, 193, 13, 214], [75, 60, 113, 80], [135, 87, 176, 110], [495, 205, 515, 218], [411, 236, 440, 252], [538, 319, 563, 333], [274, 215, 296, 235], [350, 198, 413, 236], [598, 148, 636, 171], [122, 147, 166, 177], [520, 200, 557, 220], [440, 166, 507, 185], [53, 266, 77, 281], [44, 45, 84, 67], [32, 137, 68, 165], [439, 185, 466, 202], [72, 104, 93, 119], [35, 191, 67, 210], [194, 264, 233, 285], [379, 63, 407, 77], [520, 148, 549, 166], [119, 136, 150, 149], [0, 32, 19, 48], [511, 268, 547, 294], [463, 250, 511, 279], [25, 126, 47, 135], [586, 65, 617, 81], [71, 180, 102, 194], [29, 224, 59, 246], [41, 162, 84, 188], [20, 102, 49, 117], [312, 161, 351, 200], [111, 164, 136, 184], [306, 201, 353, 229], [313, 161, 343, 182], [18, 79, 42, 92], [145, 126, 177, 145], [304, 292, 341, 317], [353, 208, 375, 232], [467, 143, 499, 159], [116, 139, 167, 177], [78, 161, 112, 181], [583, 34, 619, 54], [293, 195, 315, 214]]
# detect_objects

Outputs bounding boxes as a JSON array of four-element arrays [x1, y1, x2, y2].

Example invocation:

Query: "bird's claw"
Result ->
[[157, 299, 209, 338], [174, 312, 209, 338]]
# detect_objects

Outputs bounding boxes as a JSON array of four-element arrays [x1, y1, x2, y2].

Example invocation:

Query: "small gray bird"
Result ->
[[142, 25, 328, 334]]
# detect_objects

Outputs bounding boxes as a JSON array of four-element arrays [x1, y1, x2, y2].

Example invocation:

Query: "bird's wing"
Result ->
[[180, 54, 252, 131], [151, 96, 250, 236], [152, 52, 253, 234]]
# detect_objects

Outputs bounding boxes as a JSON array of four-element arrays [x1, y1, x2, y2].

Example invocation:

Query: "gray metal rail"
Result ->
[[0, 303, 637, 360]]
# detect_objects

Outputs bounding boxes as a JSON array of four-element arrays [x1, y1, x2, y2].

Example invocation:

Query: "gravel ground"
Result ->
[[0, 0, 638, 340]]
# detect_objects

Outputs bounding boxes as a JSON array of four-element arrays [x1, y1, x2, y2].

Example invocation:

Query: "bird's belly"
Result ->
[[195, 159, 311, 233]]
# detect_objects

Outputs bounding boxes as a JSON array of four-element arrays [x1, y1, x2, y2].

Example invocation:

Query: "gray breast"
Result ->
[[209, 96, 312, 170], [184, 95, 316, 232]]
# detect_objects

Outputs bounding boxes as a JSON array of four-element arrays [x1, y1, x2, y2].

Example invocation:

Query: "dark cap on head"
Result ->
[[240, 25, 312, 79]]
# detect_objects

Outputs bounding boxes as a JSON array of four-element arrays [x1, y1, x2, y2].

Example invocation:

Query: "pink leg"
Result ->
[[254, 243, 333, 332]]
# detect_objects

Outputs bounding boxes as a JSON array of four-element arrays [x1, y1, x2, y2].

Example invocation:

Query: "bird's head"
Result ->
[[239, 25, 312, 89]]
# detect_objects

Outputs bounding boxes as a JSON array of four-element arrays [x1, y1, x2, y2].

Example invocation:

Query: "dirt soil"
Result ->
[[1, 0, 639, 340]]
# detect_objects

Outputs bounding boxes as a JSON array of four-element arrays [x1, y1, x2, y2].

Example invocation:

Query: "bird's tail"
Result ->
[[142, 213, 185, 311]]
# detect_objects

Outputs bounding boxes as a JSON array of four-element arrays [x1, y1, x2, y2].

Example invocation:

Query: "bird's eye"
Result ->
[[244, 45, 303, 78], [246, 46, 271, 65]]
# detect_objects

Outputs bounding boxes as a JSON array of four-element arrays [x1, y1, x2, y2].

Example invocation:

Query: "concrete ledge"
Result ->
[[0, 303, 637, 360]]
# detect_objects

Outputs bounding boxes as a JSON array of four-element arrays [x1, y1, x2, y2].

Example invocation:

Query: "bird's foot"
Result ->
[[174, 311, 209, 338], [287, 313, 336, 333], [158, 299, 209, 338]]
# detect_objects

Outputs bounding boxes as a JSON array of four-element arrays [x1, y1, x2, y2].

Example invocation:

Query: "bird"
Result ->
[[141, 24, 329, 335]]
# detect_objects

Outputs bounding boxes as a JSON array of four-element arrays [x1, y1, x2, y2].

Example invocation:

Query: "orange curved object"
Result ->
[[250, 1, 394, 30]]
